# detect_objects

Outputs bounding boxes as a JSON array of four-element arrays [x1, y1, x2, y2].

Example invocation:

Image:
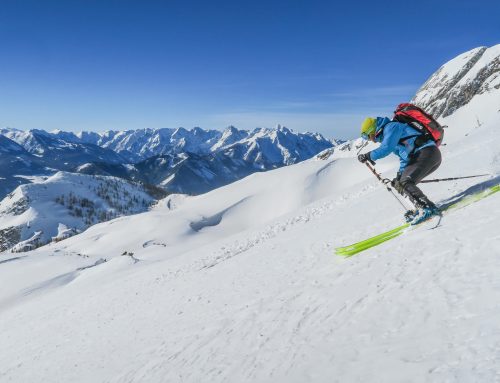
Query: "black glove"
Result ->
[[358, 152, 371, 164], [391, 177, 404, 194]]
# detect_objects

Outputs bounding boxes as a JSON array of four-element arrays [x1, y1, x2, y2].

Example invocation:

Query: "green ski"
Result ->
[[335, 184, 500, 257]]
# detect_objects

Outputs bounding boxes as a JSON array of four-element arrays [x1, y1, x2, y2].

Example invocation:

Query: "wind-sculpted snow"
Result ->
[[189, 197, 250, 232]]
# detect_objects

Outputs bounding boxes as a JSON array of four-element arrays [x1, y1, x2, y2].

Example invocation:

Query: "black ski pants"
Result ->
[[400, 145, 442, 207]]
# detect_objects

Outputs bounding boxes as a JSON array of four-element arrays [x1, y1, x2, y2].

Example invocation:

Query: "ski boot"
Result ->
[[410, 203, 441, 225], [404, 209, 418, 223]]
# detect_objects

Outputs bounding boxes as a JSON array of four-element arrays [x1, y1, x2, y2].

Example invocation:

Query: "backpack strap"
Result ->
[[398, 133, 433, 148], [398, 134, 420, 145], [414, 133, 434, 147]]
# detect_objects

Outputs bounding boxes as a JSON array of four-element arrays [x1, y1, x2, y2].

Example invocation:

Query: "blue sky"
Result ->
[[0, 0, 499, 139]]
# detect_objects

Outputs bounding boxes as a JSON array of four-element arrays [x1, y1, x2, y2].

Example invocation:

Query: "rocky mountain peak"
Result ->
[[413, 44, 500, 118]]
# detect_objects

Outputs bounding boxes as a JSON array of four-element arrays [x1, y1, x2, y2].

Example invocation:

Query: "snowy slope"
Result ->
[[0, 48, 500, 382]]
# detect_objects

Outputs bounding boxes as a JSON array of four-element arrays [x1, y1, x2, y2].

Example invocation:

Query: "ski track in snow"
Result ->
[[198, 182, 378, 270], [105, 196, 500, 383]]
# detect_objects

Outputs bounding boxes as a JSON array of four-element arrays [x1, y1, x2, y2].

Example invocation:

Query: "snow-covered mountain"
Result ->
[[0, 128, 126, 165], [74, 126, 337, 195], [73, 124, 333, 164], [2, 124, 334, 165], [74, 152, 254, 195], [413, 44, 500, 118], [0, 134, 48, 200], [86, 126, 222, 162], [1, 45, 499, 382], [0, 124, 334, 248], [0, 172, 162, 252], [1, 125, 335, 198]]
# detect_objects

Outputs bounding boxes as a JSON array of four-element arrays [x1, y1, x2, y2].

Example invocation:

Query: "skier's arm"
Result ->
[[369, 124, 401, 161]]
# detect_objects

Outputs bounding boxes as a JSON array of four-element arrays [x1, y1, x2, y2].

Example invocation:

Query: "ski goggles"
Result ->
[[362, 129, 382, 141]]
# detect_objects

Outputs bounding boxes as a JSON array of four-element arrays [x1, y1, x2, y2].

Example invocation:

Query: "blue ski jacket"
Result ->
[[369, 117, 436, 173]]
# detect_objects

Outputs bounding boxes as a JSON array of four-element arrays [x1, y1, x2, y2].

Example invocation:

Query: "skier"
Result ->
[[358, 116, 442, 223]]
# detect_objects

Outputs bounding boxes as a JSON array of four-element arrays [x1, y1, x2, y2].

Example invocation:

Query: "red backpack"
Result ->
[[393, 103, 445, 146]]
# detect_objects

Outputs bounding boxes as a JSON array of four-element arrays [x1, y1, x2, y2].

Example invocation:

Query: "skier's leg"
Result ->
[[401, 146, 442, 184], [400, 146, 442, 208]]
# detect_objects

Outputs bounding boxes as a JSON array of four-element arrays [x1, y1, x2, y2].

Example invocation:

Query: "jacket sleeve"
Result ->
[[369, 124, 401, 162]]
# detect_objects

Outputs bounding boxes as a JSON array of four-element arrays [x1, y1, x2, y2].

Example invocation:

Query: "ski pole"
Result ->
[[364, 162, 408, 211], [420, 174, 490, 183]]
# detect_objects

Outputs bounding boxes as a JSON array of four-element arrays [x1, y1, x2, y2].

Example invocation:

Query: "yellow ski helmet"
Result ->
[[360, 117, 377, 138]]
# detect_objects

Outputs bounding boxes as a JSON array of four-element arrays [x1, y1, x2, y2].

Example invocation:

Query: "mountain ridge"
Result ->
[[1, 125, 335, 198], [412, 44, 500, 118]]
